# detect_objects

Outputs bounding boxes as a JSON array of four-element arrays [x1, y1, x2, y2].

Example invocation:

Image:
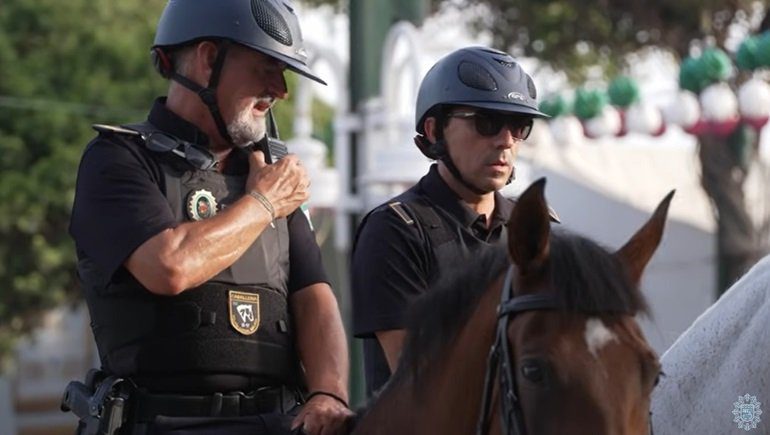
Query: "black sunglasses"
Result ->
[[144, 131, 219, 170], [447, 110, 533, 140]]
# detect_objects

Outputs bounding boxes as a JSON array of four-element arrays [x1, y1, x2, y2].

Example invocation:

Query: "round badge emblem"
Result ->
[[186, 189, 218, 221]]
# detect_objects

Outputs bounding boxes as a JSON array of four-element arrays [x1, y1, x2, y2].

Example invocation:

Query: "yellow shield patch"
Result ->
[[228, 291, 260, 335]]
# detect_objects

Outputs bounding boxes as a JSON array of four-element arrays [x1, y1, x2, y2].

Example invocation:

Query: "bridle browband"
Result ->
[[475, 266, 656, 435], [476, 266, 557, 435]]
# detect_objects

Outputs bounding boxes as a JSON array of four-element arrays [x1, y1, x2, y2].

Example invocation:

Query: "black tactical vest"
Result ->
[[79, 124, 299, 386], [355, 186, 510, 394]]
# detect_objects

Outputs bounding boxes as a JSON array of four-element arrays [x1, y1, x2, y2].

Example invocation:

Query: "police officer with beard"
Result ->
[[352, 47, 554, 395], [67, 1, 352, 433]]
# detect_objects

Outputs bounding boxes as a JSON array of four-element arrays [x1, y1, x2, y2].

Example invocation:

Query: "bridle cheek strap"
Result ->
[[476, 267, 558, 435]]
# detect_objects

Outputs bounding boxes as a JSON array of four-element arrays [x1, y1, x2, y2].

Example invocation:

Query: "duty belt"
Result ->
[[131, 386, 299, 422]]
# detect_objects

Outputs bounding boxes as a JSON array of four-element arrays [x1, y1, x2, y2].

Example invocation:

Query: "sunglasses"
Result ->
[[144, 131, 219, 170], [447, 110, 533, 140]]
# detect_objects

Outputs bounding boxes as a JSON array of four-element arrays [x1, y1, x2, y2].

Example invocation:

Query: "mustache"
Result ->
[[254, 96, 276, 109]]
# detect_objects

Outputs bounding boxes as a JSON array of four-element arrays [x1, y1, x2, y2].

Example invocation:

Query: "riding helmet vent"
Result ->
[[526, 75, 537, 99], [458, 61, 498, 91], [251, 0, 293, 46]]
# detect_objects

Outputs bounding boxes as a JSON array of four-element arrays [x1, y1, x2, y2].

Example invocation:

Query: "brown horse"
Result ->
[[351, 179, 670, 435]]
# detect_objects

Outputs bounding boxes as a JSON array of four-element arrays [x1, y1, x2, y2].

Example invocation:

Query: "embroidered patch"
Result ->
[[228, 291, 260, 335], [186, 189, 218, 221]]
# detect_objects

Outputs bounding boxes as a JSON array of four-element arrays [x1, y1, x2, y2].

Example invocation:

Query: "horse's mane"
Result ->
[[394, 227, 650, 385]]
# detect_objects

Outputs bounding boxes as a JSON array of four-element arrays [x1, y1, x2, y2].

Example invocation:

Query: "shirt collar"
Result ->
[[147, 97, 210, 146], [418, 164, 513, 231]]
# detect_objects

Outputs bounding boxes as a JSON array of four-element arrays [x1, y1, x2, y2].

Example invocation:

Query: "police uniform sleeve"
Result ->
[[69, 137, 176, 280], [351, 206, 429, 338], [287, 209, 329, 293]]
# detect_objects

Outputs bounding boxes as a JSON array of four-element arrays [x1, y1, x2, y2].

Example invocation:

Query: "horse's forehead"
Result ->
[[584, 318, 618, 357]]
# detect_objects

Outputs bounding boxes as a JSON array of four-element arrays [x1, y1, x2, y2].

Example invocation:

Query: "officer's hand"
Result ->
[[291, 394, 355, 435], [247, 151, 310, 219]]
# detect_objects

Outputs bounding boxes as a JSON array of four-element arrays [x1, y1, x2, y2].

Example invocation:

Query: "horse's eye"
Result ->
[[521, 360, 546, 383], [653, 370, 665, 388]]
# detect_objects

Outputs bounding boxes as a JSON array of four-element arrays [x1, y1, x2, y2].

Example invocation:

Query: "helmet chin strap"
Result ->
[[168, 41, 234, 146], [434, 139, 517, 195], [434, 140, 489, 196]]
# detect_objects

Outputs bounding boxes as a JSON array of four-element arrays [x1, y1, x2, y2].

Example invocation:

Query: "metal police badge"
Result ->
[[733, 393, 762, 431], [229, 291, 260, 335], [187, 189, 218, 221]]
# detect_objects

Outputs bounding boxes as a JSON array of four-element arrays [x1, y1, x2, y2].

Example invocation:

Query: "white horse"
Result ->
[[652, 254, 770, 434]]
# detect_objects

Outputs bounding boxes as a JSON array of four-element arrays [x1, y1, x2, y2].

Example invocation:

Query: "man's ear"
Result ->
[[424, 117, 438, 143], [192, 41, 219, 83]]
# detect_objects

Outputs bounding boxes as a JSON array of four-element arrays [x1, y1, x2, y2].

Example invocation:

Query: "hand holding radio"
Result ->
[[246, 151, 309, 220]]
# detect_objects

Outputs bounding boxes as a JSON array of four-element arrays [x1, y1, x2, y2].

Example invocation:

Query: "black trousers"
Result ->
[[129, 413, 300, 435]]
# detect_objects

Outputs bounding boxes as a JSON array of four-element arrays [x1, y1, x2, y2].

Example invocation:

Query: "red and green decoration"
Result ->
[[539, 77, 665, 141], [537, 37, 770, 145], [670, 44, 770, 137]]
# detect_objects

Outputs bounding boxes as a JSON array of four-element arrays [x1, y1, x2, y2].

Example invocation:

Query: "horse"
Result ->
[[350, 178, 672, 435], [651, 254, 770, 434]]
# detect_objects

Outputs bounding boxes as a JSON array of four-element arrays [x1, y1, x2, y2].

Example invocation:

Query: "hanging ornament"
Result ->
[[608, 76, 640, 108], [736, 36, 761, 71], [626, 101, 665, 136], [549, 115, 583, 146], [738, 78, 770, 130], [700, 82, 740, 137], [679, 57, 708, 94], [539, 95, 572, 118], [573, 88, 607, 120], [700, 48, 733, 84], [583, 106, 622, 138], [663, 90, 701, 132], [756, 32, 770, 67]]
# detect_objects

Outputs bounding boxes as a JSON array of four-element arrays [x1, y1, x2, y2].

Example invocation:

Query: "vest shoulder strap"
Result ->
[[393, 196, 456, 247], [92, 123, 143, 137]]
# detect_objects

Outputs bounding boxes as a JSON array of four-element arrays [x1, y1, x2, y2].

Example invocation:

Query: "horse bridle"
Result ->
[[476, 266, 557, 435], [475, 266, 656, 435]]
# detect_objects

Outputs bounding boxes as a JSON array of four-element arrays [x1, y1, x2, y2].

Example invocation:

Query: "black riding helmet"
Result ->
[[413, 47, 547, 193], [151, 0, 325, 145]]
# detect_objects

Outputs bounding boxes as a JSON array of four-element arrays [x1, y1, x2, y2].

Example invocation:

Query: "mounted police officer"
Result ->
[[64, 0, 353, 433], [352, 46, 554, 395]]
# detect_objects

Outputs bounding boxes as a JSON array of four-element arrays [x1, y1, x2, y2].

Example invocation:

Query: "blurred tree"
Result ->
[[441, 0, 768, 295], [0, 0, 166, 369], [0, 0, 328, 370]]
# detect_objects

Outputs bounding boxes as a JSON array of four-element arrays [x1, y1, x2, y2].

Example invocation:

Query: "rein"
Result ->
[[476, 266, 558, 435]]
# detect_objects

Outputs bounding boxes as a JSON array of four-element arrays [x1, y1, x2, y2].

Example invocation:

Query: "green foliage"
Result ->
[[0, 0, 167, 369], [443, 0, 758, 82], [607, 76, 639, 108]]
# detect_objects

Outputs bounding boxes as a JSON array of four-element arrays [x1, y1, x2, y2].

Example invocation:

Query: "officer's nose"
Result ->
[[494, 125, 519, 149], [266, 70, 288, 100]]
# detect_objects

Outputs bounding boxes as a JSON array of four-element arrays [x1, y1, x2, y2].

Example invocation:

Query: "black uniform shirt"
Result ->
[[69, 97, 328, 292], [351, 164, 513, 394]]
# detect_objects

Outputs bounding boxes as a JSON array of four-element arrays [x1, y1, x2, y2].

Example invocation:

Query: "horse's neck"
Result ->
[[421, 276, 502, 432], [354, 276, 504, 435]]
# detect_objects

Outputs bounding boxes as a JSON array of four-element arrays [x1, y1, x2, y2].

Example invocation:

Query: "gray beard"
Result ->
[[228, 111, 267, 148]]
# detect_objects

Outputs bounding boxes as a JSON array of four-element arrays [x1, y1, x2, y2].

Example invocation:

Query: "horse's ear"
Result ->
[[615, 190, 675, 284], [507, 178, 551, 275]]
